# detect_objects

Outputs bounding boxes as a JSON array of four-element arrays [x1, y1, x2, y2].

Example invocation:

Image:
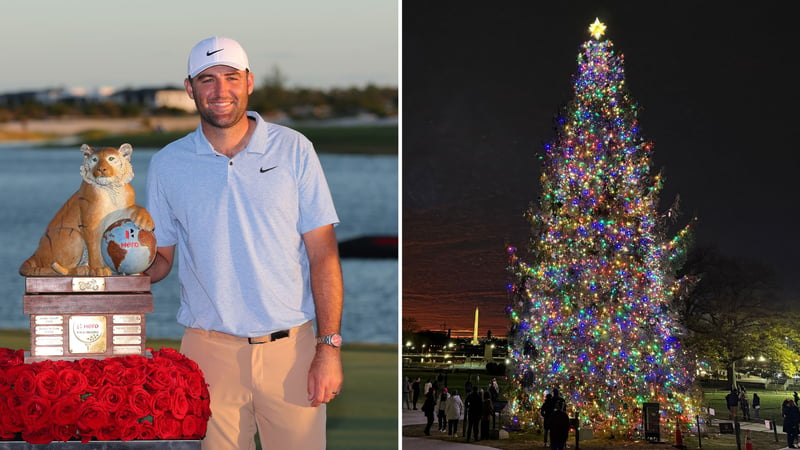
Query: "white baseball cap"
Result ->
[[187, 36, 250, 78]]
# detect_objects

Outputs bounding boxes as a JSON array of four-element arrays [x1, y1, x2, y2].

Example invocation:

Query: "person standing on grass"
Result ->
[[145, 36, 343, 450], [726, 388, 739, 420], [752, 393, 761, 419], [739, 389, 750, 420]]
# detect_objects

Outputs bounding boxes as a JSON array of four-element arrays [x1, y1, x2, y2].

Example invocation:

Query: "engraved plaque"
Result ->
[[69, 316, 107, 353], [35, 325, 64, 335], [35, 315, 64, 325], [72, 277, 106, 292], [113, 314, 142, 324], [113, 346, 142, 355], [113, 335, 142, 345], [35, 336, 64, 346], [35, 347, 65, 356], [113, 325, 142, 335]]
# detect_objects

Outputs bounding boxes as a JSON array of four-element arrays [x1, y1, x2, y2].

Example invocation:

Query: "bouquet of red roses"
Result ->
[[0, 347, 210, 444]]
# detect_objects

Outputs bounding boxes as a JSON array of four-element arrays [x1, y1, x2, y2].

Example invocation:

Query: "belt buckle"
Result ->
[[248, 330, 290, 345], [271, 330, 290, 341]]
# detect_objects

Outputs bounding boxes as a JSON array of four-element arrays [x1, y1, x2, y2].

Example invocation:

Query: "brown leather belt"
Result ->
[[188, 321, 311, 345]]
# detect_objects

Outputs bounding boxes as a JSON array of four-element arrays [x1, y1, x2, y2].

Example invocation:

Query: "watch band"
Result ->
[[317, 333, 342, 348]]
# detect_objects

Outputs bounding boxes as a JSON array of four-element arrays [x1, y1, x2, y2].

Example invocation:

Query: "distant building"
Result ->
[[0, 86, 195, 113], [110, 87, 195, 112]]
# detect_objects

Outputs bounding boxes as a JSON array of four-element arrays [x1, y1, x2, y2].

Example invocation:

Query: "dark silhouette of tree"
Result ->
[[677, 246, 795, 385]]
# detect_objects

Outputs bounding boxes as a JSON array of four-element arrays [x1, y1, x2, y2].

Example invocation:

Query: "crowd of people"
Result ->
[[404, 373, 500, 441], [725, 386, 800, 448], [724, 386, 761, 421]]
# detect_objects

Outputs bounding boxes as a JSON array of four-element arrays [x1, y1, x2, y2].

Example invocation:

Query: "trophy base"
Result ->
[[22, 276, 153, 363]]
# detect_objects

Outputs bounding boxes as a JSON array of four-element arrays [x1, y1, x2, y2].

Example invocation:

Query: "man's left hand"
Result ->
[[307, 345, 343, 407]]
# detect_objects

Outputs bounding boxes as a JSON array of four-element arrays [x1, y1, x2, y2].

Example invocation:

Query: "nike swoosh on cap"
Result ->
[[206, 49, 224, 56]]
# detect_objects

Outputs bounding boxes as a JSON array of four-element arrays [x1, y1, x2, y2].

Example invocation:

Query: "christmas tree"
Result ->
[[506, 19, 701, 438]]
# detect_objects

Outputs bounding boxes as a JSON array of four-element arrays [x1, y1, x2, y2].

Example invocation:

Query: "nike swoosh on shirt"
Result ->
[[206, 49, 224, 56], [260, 166, 278, 173]]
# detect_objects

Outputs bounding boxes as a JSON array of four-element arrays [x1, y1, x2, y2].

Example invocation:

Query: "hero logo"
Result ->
[[121, 229, 140, 248]]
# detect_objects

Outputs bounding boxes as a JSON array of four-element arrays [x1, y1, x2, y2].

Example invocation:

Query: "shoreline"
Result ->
[[0, 116, 398, 155]]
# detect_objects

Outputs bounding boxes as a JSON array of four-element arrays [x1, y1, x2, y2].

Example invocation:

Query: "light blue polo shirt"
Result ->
[[146, 112, 339, 337]]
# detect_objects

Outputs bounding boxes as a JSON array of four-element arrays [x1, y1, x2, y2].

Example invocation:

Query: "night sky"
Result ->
[[402, 3, 799, 337]]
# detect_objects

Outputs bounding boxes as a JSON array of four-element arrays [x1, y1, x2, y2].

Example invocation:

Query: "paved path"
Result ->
[[402, 408, 501, 449], [402, 409, 792, 450]]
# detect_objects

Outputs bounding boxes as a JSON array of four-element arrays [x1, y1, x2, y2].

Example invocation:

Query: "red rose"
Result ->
[[77, 359, 104, 392], [101, 360, 125, 384], [189, 397, 212, 419], [146, 365, 176, 392], [153, 347, 184, 363], [118, 421, 140, 441], [0, 348, 211, 444], [170, 387, 189, 420], [153, 411, 182, 439], [77, 398, 111, 439], [50, 395, 83, 425], [34, 368, 61, 400], [20, 425, 53, 445], [0, 369, 10, 395], [0, 394, 24, 435], [113, 407, 139, 427], [122, 364, 148, 387], [51, 423, 78, 442], [19, 395, 51, 430], [150, 390, 171, 416], [12, 368, 37, 398], [95, 423, 120, 441], [97, 384, 127, 412], [120, 354, 149, 367], [0, 348, 24, 367], [137, 420, 156, 440], [58, 368, 88, 396], [182, 370, 206, 399], [127, 386, 152, 418], [181, 413, 207, 438]]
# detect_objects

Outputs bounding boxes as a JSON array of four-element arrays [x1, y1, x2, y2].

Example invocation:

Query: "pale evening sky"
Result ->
[[2, 0, 398, 92]]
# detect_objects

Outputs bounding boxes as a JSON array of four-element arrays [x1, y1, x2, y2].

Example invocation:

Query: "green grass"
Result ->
[[76, 123, 398, 155], [0, 330, 398, 449]]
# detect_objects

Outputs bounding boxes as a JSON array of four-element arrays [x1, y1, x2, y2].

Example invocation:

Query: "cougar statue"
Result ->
[[19, 143, 155, 277]]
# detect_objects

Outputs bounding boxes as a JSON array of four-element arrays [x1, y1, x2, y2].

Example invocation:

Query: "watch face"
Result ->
[[330, 334, 342, 347]]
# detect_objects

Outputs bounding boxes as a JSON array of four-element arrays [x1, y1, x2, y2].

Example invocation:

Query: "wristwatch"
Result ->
[[317, 333, 343, 348]]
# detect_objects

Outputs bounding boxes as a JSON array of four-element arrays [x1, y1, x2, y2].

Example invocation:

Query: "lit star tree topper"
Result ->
[[589, 17, 607, 40], [505, 19, 701, 438]]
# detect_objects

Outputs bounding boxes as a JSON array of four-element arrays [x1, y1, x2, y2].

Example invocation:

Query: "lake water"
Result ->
[[0, 145, 398, 345]]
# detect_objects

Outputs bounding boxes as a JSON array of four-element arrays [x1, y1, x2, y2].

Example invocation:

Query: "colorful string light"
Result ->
[[506, 20, 701, 438]]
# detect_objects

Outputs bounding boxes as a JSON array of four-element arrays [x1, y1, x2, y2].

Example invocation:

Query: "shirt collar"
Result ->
[[192, 111, 268, 156]]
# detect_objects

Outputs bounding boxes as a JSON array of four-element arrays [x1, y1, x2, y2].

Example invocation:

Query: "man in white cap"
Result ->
[[145, 36, 344, 449]]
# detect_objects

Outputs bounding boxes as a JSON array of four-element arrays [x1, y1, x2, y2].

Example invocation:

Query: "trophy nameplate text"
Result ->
[[23, 276, 153, 362]]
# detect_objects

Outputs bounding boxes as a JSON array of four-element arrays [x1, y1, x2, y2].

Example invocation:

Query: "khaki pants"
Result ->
[[181, 321, 325, 450]]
